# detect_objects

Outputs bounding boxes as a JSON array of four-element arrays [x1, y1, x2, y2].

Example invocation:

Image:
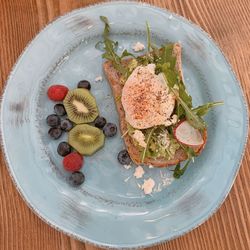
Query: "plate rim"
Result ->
[[0, 1, 249, 248]]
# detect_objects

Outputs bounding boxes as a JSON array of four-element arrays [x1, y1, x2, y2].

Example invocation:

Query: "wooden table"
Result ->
[[0, 0, 249, 249]]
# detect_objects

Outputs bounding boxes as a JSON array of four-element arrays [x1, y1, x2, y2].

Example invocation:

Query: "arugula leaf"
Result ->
[[100, 16, 110, 38], [180, 144, 196, 158], [121, 49, 135, 59], [146, 21, 152, 53], [178, 83, 192, 108], [175, 91, 206, 130], [192, 101, 224, 116], [176, 103, 185, 119], [141, 127, 156, 163], [162, 66, 179, 88], [157, 44, 176, 69], [173, 159, 191, 179], [162, 74, 206, 130], [99, 16, 131, 79]]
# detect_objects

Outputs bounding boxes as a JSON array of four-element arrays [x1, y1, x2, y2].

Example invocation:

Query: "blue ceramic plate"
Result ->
[[1, 1, 248, 248]]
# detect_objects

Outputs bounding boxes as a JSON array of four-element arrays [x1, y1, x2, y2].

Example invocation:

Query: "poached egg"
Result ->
[[121, 64, 175, 129]]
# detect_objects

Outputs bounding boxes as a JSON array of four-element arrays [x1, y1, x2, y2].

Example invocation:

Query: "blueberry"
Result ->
[[54, 104, 66, 116], [77, 80, 91, 90], [46, 114, 60, 127], [61, 119, 73, 131], [57, 142, 71, 156], [48, 127, 62, 139], [94, 116, 107, 129], [117, 149, 131, 165], [103, 123, 117, 137], [69, 171, 85, 186]]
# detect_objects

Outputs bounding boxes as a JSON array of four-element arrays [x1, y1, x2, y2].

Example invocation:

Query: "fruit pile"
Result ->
[[46, 80, 117, 186]]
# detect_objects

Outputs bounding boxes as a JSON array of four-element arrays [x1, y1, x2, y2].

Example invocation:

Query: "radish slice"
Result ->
[[174, 120, 204, 147]]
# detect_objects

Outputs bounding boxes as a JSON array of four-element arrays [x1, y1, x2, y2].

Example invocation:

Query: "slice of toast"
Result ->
[[103, 43, 207, 167]]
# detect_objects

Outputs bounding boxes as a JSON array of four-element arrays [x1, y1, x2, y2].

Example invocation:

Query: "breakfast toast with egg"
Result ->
[[103, 43, 207, 167]]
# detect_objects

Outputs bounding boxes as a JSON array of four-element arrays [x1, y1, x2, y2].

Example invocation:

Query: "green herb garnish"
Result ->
[[162, 74, 206, 130], [146, 21, 152, 53], [141, 127, 156, 163], [99, 16, 131, 79], [173, 159, 192, 179], [192, 101, 224, 116]]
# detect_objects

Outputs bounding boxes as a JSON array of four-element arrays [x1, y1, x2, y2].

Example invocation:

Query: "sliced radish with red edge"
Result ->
[[174, 120, 204, 147]]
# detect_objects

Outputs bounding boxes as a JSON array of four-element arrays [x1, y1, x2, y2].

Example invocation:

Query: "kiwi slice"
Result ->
[[63, 89, 99, 124], [69, 124, 105, 155]]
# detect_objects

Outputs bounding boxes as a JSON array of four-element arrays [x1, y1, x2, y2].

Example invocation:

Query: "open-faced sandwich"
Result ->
[[99, 16, 222, 178]]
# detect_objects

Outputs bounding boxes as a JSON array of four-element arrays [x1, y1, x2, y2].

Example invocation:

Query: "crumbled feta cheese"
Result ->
[[162, 176, 174, 187], [133, 165, 145, 179], [132, 130, 147, 148], [124, 175, 132, 182], [95, 76, 103, 82], [160, 171, 175, 187], [132, 42, 145, 52], [165, 114, 178, 126], [146, 63, 156, 74], [142, 178, 155, 195], [157, 131, 171, 149], [123, 164, 132, 170], [154, 183, 163, 192]]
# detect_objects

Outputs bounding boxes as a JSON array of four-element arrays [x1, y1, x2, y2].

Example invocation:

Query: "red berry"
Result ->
[[47, 85, 69, 101], [63, 152, 83, 172]]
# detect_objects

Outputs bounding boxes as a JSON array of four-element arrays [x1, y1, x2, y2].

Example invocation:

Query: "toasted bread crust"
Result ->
[[103, 43, 207, 167]]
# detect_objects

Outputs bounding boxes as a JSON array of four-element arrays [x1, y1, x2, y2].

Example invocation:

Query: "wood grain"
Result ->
[[0, 0, 249, 249]]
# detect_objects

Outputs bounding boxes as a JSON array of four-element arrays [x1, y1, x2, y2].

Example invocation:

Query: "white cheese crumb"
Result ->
[[95, 76, 103, 82], [148, 165, 154, 169], [133, 165, 145, 179], [132, 42, 145, 52], [123, 164, 132, 170], [157, 131, 171, 149], [146, 63, 156, 74], [124, 175, 132, 182], [142, 178, 155, 195], [137, 183, 142, 189], [160, 170, 164, 178], [165, 114, 178, 126], [132, 130, 147, 148], [154, 183, 163, 192], [162, 177, 174, 187]]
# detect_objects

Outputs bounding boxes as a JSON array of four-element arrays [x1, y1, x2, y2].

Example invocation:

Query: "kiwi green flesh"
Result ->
[[63, 89, 99, 124], [69, 124, 105, 155]]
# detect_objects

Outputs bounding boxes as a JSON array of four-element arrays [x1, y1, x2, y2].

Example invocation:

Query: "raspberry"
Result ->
[[47, 85, 69, 101], [63, 152, 83, 172]]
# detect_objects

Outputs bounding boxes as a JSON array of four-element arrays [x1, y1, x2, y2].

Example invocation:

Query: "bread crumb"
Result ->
[[134, 165, 145, 179], [142, 178, 155, 195], [132, 42, 145, 52], [95, 76, 103, 82]]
